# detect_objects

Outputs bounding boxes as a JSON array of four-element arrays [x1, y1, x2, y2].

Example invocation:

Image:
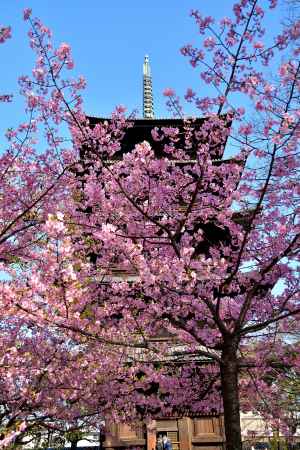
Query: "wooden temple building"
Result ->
[[84, 56, 245, 450], [103, 417, 225, 450]]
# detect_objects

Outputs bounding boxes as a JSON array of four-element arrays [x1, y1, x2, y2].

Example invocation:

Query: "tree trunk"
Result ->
[[70, 440, 78, 450], [221, 339, 242, 450]]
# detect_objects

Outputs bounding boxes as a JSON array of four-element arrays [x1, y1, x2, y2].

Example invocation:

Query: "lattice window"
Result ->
[[166, 430, 180, 450]]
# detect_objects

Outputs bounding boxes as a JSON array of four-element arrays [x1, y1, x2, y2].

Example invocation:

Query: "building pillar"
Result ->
[[147, 420, 157, 450], [178, 417, 192, 450]]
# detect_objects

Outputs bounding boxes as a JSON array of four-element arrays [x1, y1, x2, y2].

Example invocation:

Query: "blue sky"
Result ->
[[1, 0, 284, 141]]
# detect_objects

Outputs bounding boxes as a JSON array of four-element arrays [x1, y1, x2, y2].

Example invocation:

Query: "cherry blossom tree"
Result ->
[[1, 2, 300, 450], [0, 9, 84, 277], [0, 9, 89, 446], [0, 11, 202, 447], [23, 2, 298, 449]]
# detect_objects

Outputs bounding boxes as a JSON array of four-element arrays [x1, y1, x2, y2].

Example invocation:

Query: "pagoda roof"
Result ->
[[87, 115, 230, 161]]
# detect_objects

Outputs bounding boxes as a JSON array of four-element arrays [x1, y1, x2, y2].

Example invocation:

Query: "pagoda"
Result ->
[[85, 55, 245, 450]]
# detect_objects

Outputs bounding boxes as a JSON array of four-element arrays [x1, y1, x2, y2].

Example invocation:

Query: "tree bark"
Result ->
[[70, 440, 78, 450], [221, 339, 242, 450]]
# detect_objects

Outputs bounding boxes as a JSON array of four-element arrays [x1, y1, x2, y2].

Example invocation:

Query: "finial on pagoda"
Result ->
[[143, 54, 154, 119]]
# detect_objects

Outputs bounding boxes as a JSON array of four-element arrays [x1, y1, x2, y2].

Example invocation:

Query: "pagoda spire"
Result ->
[[143, 55, 154, 119]]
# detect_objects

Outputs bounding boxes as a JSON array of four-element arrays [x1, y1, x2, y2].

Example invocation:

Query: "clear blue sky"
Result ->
[[1, 0, 284, 141]]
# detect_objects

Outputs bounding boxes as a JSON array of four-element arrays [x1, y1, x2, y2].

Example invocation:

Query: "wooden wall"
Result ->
[[103, 416, 225, 450]]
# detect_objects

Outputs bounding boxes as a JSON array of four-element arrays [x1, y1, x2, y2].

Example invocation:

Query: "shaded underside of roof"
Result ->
[[86, 116, 230, 161]]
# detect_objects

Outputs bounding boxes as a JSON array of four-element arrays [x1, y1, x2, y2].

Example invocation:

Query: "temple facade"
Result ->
[[103, 417, 225, 450]]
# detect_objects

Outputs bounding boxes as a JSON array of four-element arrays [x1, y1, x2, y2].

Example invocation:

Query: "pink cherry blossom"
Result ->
[[55, 42, 71, 60], [23, 8, 32, 20], [0, 94, 13, 102], [163, 87, 175, 97], [253, 41, 264, 49], [203, 36, 216, 49], [0, 26, 11, 43]]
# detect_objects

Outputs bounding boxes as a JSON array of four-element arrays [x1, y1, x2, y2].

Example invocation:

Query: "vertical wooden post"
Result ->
[[147, 420, 157, 450], [178, 417, 192, 450]]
